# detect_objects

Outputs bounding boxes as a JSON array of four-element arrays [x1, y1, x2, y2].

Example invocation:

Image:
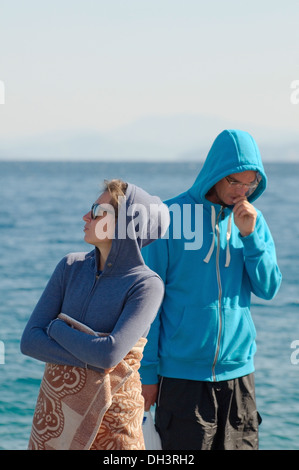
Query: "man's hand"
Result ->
[[232, 197, 257, 237], [142, 383, 159, 411]]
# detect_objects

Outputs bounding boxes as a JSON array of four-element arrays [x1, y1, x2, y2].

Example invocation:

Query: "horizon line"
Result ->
[[0, 158, 298, 164]]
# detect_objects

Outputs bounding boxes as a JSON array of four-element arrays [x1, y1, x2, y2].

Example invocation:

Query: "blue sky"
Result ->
[[0, 0, 298, 158]]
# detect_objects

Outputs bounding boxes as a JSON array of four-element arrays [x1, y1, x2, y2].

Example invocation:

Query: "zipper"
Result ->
[[79, 273, 101, 322], [212, 206, 224, 381]]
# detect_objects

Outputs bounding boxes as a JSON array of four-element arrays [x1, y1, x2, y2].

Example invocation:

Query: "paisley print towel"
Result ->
[[28, 315, 146, 450]]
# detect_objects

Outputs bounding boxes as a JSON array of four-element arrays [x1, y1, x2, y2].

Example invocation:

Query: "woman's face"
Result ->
[[83, 191, 116, 248]]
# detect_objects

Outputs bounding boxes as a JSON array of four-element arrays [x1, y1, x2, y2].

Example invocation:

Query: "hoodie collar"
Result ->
[[203, 205, 233, 267]]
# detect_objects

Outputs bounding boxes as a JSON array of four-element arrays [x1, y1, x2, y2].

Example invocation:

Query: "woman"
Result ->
[[21, 179, 169, 450]]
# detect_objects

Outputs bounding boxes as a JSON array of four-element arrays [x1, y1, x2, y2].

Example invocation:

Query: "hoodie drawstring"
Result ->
[[204, 208, 232, 268], [203, 206, 216, 264], [225, 213, 232, 267]]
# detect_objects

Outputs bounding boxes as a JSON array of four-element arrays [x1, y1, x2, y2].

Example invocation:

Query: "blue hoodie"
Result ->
[[140, 130, 282, 383], [21, 183, 170, 371]]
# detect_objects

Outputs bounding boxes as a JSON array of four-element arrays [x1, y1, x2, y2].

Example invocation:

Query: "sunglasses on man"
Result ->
[[225, 175, 260, 196]]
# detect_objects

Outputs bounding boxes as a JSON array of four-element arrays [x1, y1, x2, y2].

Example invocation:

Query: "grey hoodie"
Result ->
[[21, 183, 170, 371]]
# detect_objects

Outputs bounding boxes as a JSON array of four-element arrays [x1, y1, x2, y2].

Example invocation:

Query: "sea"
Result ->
[[0, 160, 298, 451]]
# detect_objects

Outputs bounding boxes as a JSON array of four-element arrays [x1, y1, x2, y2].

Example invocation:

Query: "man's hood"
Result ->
[[188, 129, 267, 204]]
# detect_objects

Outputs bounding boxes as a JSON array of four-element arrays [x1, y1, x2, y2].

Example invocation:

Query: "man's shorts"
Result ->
[[155, 373, 262, 450]]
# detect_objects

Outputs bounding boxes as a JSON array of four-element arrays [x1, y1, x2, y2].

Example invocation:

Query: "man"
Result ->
[[140, 129, 282, 450]]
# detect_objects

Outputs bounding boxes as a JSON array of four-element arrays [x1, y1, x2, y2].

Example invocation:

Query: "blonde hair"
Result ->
[[103, 179, 128, 217]]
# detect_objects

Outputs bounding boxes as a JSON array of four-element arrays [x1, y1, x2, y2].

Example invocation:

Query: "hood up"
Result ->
[[188, 129, 267, 268], [94, 183, 170, 274], [189, 129, 267, 204]]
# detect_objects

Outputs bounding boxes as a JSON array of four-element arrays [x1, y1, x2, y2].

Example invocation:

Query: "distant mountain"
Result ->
[[0, 114, 298, 161]]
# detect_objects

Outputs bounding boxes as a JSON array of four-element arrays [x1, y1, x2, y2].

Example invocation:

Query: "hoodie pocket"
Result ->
[[166, 306, 218, 362], [220, 307, 256, 364]]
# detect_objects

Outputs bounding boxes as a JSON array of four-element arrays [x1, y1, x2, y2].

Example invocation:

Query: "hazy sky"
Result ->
[[0, 0, 298, 140]]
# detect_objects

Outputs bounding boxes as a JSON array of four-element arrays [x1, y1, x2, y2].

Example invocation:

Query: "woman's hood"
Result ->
[[95, 183, 170, 273]]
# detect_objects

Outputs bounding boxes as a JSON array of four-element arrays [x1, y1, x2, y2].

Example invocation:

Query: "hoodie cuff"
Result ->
[[139, 365, 159, 385], [239, 229, 265, 256]]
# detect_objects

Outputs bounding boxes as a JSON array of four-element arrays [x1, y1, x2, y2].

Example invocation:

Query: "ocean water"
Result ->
[[0, 160, 298, 450]]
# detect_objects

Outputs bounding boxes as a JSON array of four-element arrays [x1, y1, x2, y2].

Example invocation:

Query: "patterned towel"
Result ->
[[28, 314, 146, 450]]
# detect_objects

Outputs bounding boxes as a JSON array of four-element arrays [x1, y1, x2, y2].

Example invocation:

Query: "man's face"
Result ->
[[211, 171, 258, 206]]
